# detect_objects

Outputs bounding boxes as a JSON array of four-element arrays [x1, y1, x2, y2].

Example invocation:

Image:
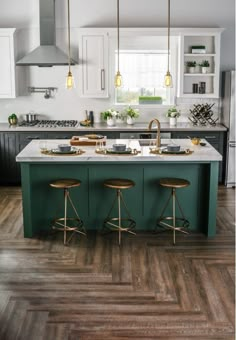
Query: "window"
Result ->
[[110, 34, 177, 106], [115, 50, 171, 105]]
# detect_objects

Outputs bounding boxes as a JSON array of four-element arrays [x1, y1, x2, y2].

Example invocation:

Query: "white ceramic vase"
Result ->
[[127, 116, 135, 125], [201, 67, 208, 74], [188, 67, 195, 74], [169, 117, 177, 126], [106, 118, 116, 126]]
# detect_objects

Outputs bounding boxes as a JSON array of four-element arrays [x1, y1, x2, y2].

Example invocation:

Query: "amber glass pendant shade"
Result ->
[[164, 71, 173, 88], [115, 71, 122, 88], [66, 70, 74, 89]]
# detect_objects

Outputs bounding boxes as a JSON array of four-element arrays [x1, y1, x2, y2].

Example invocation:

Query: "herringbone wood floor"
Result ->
[[0, 186, 235, 340]]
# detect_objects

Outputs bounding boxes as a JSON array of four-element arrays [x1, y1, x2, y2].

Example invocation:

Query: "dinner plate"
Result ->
[[51, 148, 77, 155], [106, 148, 132, 154], [162, 148, 186, 154]]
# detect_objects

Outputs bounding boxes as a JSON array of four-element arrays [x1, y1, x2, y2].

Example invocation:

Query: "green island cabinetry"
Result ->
[[17, 139, 221, 238]]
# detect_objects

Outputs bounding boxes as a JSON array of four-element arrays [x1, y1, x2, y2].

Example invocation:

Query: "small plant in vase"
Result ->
[[166, 106, 181, 126], [186, 61, 197, 73], [198, 60, 210, 74], [124, 106, 139, 125], [101, 109, 118, 126]]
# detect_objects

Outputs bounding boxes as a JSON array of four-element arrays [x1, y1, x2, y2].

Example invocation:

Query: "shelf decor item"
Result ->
[[101, 109, 118, 126], [186, 61, 197, 73], [166, 106, 181, 126], [191, 45, 206, 54], [124, 106, 139, 125], [199, 60, 210, 74], [188, 103, 219, 126]]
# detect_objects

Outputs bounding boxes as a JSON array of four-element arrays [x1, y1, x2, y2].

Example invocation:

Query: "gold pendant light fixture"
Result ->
[[164, 0, 173, 87], [66, 0, 74, 89], [115, 0, 122, 87]]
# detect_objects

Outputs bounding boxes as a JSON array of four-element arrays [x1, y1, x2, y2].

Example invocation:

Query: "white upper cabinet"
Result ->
[[79, 30, 109, 98], [177, 28, 223, 98], [0, 28, 17, 98]]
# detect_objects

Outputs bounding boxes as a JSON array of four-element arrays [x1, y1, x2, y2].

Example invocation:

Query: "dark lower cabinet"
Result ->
[[0, 132, 19, 184]]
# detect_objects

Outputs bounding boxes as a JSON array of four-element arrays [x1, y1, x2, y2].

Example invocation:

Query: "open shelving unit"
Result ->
[[177, 29, 224, 98]]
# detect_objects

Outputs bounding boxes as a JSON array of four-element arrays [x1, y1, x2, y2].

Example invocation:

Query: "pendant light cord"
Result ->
[[117, 0, 120, 72], [67, 0, 71, 72], [167, 0, 170, 72]]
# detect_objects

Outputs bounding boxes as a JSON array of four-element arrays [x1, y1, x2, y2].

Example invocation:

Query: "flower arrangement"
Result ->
[[101, 109, 119, 120], [124, 106, 139, 118], [166, 106, 181, 118]]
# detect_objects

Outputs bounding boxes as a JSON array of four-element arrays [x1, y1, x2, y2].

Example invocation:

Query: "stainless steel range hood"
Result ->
[[16, 0, 76, 67]]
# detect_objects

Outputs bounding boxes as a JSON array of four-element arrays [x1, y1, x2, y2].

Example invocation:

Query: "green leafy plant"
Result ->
[[186, 61, 197, 67], [166, 106, 181, 118], [101, 109, 118, 120], [124, 106, 139, 118], [198, 60, 210, 67]]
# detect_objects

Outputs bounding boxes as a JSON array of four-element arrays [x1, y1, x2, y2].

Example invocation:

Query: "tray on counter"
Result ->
[[70, 135, 106, 146], [95, 148, 140, 155]]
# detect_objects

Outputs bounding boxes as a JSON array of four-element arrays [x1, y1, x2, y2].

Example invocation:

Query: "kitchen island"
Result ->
[[16, 139, 222, 238]]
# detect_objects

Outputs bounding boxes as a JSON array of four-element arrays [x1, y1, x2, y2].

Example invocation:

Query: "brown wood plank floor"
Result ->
[[0, 185, 235, 340]]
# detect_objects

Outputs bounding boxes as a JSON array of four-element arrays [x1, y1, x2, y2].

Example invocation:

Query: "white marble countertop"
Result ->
[[16, 139, 222, 163], [0, 122, 227, 132]]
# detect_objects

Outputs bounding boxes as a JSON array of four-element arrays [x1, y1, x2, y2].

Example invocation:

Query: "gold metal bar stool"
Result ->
[[49, 179, 86, 245], [103, 178, 136, 246], [157, 178, 190, 244]]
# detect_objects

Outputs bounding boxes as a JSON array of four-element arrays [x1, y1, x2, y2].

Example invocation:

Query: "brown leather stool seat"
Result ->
[[157, 177, 190, 244], [49, 178, 86, 245], [103, 178, 136, 245]]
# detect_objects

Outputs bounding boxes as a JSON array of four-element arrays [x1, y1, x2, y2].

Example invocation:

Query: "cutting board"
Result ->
[[70, 136, 107, 146]]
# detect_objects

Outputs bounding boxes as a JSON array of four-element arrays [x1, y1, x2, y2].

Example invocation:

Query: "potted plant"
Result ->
[[166, 106, 181, 126], [101, 109, 118, 126], [186, 61, 197, 73], [199, 60, 210, 74], [124, 106, 140, 125]]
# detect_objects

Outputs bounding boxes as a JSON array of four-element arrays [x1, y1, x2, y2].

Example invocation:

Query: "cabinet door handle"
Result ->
[[205, 135, 216, 139], [26, 136, 40, 140], [101, 69, 105, 90]]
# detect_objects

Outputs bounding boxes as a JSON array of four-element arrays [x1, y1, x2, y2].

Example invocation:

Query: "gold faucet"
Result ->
[[148, 119, 161, 148]]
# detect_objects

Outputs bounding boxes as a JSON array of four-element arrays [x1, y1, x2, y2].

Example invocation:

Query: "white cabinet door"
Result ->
[[80, 33, 109, 98], [0, 29, 16, 98]]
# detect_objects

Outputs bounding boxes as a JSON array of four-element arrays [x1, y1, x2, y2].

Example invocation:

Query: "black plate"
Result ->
[[106, 148, 132, 154], [51, 148, 77, 155], [162, 148, 186, 154]]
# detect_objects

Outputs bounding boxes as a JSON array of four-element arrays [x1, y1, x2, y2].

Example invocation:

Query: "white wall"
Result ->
[[0, 0, 234, 123]]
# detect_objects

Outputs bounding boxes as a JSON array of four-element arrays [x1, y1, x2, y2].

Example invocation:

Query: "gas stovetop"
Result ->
[[18, 120, 79, 128]]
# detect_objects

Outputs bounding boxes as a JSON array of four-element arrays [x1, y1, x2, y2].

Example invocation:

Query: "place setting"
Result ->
[[95, 143, 140, 155], [39, 142, 85, 156]]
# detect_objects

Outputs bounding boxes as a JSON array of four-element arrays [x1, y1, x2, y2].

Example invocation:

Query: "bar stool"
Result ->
[[49, 179, 86, 245], [157, 178, 190, 244], [103, 178, 136, 246]]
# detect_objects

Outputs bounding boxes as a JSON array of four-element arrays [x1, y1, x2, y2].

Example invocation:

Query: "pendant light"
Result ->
[[66, 0, 74, 89], [164, 0, 173, 87], [115, 0, 122, 87]]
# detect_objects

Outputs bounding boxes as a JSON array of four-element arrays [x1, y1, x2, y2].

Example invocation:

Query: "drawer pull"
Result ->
[[205, 136, 216, 139]]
